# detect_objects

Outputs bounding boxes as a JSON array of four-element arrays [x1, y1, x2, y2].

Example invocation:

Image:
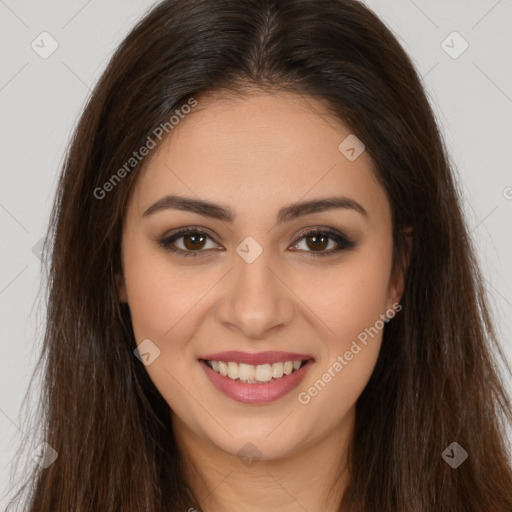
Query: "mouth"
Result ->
[[198, 351, 315, 404]]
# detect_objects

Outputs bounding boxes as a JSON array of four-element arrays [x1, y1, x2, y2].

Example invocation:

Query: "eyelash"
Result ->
[[158, 226, 356, 258]]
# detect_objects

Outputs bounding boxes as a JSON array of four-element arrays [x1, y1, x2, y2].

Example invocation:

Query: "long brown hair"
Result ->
[[6, 0, 512, 510]]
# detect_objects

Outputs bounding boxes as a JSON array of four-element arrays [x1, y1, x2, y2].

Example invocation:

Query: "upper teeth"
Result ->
[[208, 360, 304, 383]]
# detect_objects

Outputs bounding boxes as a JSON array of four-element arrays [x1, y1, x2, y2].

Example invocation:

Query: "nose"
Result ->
[[214, 249, 296, 340]]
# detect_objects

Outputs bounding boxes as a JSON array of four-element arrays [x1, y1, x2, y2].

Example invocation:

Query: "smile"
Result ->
[[198, 351, 315, 404]]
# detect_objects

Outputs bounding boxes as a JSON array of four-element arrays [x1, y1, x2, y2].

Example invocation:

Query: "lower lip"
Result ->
[[199, 359, 314, 404]]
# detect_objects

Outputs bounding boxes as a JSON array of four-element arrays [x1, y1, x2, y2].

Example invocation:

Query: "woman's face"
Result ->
[[118, 91, 403, 461]]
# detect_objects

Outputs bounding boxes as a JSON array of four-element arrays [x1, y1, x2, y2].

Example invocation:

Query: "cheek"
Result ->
[[296, 252, 390, 419], [122, 235, 206, 342], [122, 244, 208, 415], [309, 248, 392, 347]]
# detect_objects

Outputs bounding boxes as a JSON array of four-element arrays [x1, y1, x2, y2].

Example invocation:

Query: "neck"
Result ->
[[172, 407, 355, 512]]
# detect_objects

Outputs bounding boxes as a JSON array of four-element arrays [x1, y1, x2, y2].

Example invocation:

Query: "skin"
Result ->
[[117, 90, 405, 512]]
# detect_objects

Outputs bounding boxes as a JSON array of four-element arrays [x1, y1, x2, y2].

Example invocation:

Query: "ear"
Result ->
[[386, 228, 413, 308], [115, 271, 128, 303]]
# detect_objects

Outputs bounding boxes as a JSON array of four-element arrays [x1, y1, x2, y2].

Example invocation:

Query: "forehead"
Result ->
[[129, 91, 390, 226]]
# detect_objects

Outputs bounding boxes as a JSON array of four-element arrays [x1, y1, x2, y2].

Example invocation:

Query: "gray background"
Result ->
[[1, 0, 511, 506]]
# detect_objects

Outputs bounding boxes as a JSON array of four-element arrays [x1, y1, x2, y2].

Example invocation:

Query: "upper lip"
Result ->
[[198, 351, 314, 365]]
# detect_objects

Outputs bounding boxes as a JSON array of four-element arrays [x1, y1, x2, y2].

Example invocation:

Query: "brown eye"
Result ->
[[182, 232, 207, 251], [303, 233, 330, 252], [291, 229, 356, 256]]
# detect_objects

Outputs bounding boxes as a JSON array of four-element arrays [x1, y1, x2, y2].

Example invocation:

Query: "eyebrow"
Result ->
[[142, 194, 368, 222]]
